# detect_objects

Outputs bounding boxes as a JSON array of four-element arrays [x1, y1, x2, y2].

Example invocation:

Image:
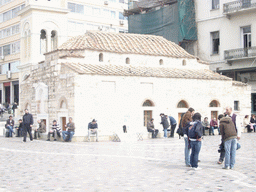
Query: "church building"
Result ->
[[19, 31, 251, 141]]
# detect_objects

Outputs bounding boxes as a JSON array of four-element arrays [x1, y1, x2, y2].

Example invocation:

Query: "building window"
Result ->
[[99, 53, 103, 62], [209, 100, 220, 107], [40, 30, 47, 54], [126, 57, 130, 64], [212, 0, 219, 9], [119, 12, 127, 20], [177, 100, 188, 108], [143, 100, 154, 106], [51, 30, 58, 51], [234, 101, 239, 111], [211, 31, 219, 55], [182, 59, 186, 66], [3, 44, 10, 56], [159, 59, 163, 65], [242, 26, 251, 49], [68, 3, 84, 14]]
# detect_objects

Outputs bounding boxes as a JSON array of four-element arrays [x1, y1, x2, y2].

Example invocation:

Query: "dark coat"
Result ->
[[6, 119, 14, 128], [161, 116, 169, 129], [147, 121, 154, 131], [219, 117, 237, 142], [88, 122, 98, 129], [23, 113, 33, 125], [181, 111, 192, 128]]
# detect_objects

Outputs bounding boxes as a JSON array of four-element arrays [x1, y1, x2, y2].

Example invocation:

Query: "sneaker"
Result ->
[[222, 166, 230, 169], [186, 164, 191, 167], [46, 139, 50, 141], [22, 141, 26, 143], [217, 161, 223, 164], [193, 167, 202, 170], [54, 139, 57, 141]]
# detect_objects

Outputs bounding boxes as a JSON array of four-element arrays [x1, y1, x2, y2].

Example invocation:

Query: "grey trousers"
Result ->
[[88, 129, 98, 140]]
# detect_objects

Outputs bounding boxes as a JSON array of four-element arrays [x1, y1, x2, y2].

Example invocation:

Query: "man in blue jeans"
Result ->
[[6, 116, 15, 137], [219, 114, 238, 169], [62, 117, 75, 142], [181, 108, 195, 167]]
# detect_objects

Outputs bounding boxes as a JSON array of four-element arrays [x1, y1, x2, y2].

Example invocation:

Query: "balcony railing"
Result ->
[[224, 47, 256, 60], [223, 0, 256, 14]]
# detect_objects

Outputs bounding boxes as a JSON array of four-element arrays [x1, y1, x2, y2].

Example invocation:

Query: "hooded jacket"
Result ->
[[219, 117, 237, 142]]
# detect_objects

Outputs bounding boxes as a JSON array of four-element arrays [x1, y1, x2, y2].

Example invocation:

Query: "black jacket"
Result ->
[[5, 119, 14, 128], [88, 122, 98, 129], [23, 113, 33, 125], [160, 116, 169, 129]]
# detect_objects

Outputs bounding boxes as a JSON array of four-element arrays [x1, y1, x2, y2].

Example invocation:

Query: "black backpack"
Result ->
[[176, 113, 185, 137]]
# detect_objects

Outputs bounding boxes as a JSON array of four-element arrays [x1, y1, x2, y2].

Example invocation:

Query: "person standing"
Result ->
[[219, 114, 238, 169], [225, 107, 241, 140], [250, 114, 256, 132], [168, 115, 177, 138], [22, 109, 34, 142], [88, 119, 99, 142], [147, 118, 159, 138], [6, 116, 15, 137], [188, 113, 203, 170], [62, 117, 75, 142], [181, 107, 195, 167], [160, 113, 169, 138]]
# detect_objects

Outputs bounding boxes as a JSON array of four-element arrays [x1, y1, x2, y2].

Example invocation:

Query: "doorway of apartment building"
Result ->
[[13, 82, 19, 104], [4, 85, 10, 104]]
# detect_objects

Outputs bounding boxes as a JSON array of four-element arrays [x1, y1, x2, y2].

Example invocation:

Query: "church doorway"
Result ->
[[60, 117, 66, 131]]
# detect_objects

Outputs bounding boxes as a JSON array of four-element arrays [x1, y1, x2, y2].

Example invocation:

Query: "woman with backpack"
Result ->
[[187, 112, 203, 170]]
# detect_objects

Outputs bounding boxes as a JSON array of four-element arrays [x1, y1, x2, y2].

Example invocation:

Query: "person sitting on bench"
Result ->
[[47, 120, 61, 141], [6, 116, 15, 137], [88, 119, 98, 142], [147, 118, 159, 138]]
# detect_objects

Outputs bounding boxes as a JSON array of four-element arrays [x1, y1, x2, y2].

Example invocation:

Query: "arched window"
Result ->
[[126, 57, 130, 64], [60, 100, 67, 109], [142, 99, 154, 126], [177, 100, 189, 108], [143, 100, 154, 106], [40, 29, 47, 54], [159, 59, 163, 65], [99, 53, 103, 62], [209, 100, 220, 107], [51, 30, 58, 51], [182, 59, 186, 66]]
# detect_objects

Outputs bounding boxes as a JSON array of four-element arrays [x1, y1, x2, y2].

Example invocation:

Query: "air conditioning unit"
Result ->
[[104, 1, 108, 5], [6, 71, 11, 79], [0, 56, 4, 60], [119, 20, 124, 25]]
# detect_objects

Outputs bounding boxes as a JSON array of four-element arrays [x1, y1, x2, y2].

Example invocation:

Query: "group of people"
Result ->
[[180, 107, 240, 170], [243, 114, 256, 133], [146, 114, 177, 138], [5, 109, 99, 142]]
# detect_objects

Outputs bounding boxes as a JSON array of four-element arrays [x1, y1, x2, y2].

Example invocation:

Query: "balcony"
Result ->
[[224, 47, 256, 60], [223, 0, 256, 15]]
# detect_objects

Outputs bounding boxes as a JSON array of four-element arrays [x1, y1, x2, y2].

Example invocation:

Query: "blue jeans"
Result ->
[[62, 131, 74, 142], [224, 138, 237, 168], [210, 126, 220, 135], [7, 126, 14, 137], [184, 137, 191, 165], [190, 140, 201, 168], [164, 128, 167, 138]]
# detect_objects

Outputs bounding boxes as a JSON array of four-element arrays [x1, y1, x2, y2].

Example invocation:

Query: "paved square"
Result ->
[[0, 133, 256, 191]]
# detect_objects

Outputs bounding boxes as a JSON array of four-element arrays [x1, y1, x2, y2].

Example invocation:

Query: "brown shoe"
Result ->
[[217, 161, 223, 164]]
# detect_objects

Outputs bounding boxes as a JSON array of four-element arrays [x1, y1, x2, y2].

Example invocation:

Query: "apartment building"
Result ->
[[0, 0, 128, 106], [195, 0, 255, 113]]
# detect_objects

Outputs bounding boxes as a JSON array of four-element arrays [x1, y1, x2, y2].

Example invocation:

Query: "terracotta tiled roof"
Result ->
[[61, 62, 231, 80], [58, 31, 196, 59]]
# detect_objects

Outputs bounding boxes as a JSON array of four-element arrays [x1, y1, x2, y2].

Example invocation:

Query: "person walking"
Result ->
[[219, 114, 238, 169], [181, 107, 195, 167], [160, 113, 169, 138], [188, 113, 203, 170], [22, 109, 34, 142], [168, 115, 177, 138]]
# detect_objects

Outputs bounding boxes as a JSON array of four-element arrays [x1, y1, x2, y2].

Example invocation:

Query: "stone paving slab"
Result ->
[[0, 133, 256, 192]]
